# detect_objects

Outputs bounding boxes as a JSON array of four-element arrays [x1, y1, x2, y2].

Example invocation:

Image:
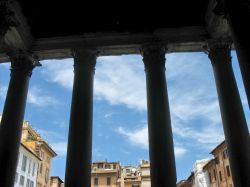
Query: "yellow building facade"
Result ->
[[90, 161, 150, 187], [91, 161, 121, 187], [21, 121, 57, 187], [204, 141, 234, 187]]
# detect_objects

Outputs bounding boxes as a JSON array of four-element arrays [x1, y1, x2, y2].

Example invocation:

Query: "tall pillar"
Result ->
[[0, 50, 40, 187], [223, 0, 250, 108], [206, 41, 250, 187], [65, 49, 97, 187], [141, 45, 176, 187]]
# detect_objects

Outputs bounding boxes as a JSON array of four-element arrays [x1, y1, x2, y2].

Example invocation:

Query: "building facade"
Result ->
[[118, 166, 141, 187], [139, 160, 150, 187], [21, 121, 57, 187], [193, 159, 210, 187], [203, 141, 234, 187], [178, 140, 234, 187], [91, 161, 121, 187], [90, 160, 152, 187], [50, 176, 64, 187], [14, 143, 41, 187]]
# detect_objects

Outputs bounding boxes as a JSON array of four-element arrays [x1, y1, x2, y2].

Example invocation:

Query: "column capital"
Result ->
[[72, 48, 98, 71], [0, 0, 19, 39], [140, 44, 167, 69], [204, 40, 232, 66], [8, 50, 41, 77]]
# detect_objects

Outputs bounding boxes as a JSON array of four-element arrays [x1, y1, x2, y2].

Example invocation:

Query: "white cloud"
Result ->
[[41, 56, 146, 111], [0, 86, 7, 99], [40, 53, 248, 153], [117, 126, 187, 157], [27, 86, 58, 107], [117, 126, 148, 149], [104, 112, 114, 118], [41, 59, 74, 90], [51, 142, 67, 156], [94, 56, 146, 111], [0, 85, 57, 107]]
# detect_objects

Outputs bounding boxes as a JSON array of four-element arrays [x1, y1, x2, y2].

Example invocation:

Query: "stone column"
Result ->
[[0, 50, 40, 187], [223, 0, 250, 108], [141, 45, 176, 187], [206, 41, 250, 187], [64, 49, 97, 187]]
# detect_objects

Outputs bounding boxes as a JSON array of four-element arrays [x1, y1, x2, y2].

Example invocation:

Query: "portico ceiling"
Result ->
[[0, 0, 231, 61], [18, 0, 208, 38]]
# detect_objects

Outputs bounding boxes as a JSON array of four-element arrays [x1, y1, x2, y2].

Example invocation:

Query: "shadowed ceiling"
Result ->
[[17, 0, 209, 38]]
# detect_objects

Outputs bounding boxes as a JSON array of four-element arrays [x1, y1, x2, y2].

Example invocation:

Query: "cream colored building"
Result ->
[[21, 121, 57, 187], [14, 143, 41, 187], [117, 166, 141, 187], [139, 160, 150, 187]]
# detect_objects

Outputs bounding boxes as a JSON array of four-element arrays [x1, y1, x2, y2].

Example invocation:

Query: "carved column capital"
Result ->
[[140, 44, 167, 70], [0, 0, 19, 39], [204, 40, 232, 66], [72, 48, 98, 72], [213, 0, 228, 18], [8, 50, 41, 77]]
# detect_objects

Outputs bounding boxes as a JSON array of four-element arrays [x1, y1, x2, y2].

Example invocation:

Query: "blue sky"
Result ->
[[0, 51, 249, 182]]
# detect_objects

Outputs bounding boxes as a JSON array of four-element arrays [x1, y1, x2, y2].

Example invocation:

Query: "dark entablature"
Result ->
[[18, 0, 209, 38]]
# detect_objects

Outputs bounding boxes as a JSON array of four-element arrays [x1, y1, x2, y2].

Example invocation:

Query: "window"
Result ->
[[107, 177, 111, 185], [223, 149, 228, 159], [226, 165, 231, 177], [40, 163, 43, 174], [32, 163, 36, 176], [45, 168, 50, 183], [15, 172, 19, 183], [47, 156, 50, 163], [19, 175, 25, 186], [30, 181, 34, 187], [132, 185, 140, 187], [213, 169, 217, 180], [208, 172, 212, 183], [26, 179, 30, 187], [28, 160, 31, 174], [105, 164, 111, 169], [113, 164, 116, 169], [97, 163, 103, 168], [219, 171, 222, 181], [21, 155, 27, 172], [215, 157, 220, 164], [41, 151, 44, 159], [94, 177, 98, 185]]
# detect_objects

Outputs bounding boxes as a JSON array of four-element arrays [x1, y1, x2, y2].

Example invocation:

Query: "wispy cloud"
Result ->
[[0, 86, 7, 99], [41, 56, 146, 111], [40, 53, 248, 154], [117, 126, 187, 157], [0, 85, 58, 107], [28, 86, 59, 107], [41, 59, 74, 90], [94, 56, 146, 111], [51, 142, 67, 156]]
